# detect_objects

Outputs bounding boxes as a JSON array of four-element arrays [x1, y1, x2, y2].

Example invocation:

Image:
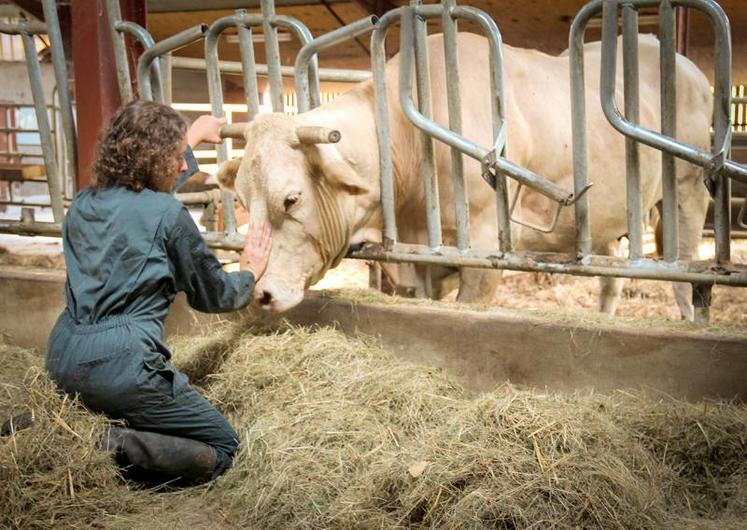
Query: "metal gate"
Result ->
[[0, 0, 745, 322]]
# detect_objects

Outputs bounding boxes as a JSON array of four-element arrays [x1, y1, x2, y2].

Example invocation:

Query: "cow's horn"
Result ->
[[220, 122, 249, 139], [296, 126, 341, 144]]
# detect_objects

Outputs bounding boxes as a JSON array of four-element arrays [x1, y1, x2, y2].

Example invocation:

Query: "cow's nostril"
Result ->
[[259, 290, 273, 306]]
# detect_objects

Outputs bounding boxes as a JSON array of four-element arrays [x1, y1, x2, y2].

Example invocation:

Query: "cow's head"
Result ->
[[217, 113, 372, 312]]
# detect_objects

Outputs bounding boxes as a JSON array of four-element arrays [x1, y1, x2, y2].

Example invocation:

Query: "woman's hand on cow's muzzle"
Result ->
[[240, 222, 272, 281]]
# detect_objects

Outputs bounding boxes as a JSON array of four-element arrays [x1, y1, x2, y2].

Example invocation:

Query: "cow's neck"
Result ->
[[298, 85, 384, 247]]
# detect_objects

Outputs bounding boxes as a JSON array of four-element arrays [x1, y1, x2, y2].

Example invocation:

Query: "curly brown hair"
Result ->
[[92, 100, 187, 192]]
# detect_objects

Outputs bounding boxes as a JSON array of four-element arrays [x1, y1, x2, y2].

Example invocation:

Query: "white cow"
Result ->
[[217, 32, 712, 317]]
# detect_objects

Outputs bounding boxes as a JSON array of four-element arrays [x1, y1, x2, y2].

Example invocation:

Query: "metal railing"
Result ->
[[0, 0, 76, 225], [0, 0, 745, 323], [347, 0, 747, 320]]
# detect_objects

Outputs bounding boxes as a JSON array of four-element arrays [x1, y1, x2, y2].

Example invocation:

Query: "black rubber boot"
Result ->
[[101, 427, 217, 484], [1, 410, 35, 436]]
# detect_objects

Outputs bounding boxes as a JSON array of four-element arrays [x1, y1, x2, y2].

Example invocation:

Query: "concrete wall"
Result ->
[[2, 265, 745, 402], [0, 61, 56, 105]]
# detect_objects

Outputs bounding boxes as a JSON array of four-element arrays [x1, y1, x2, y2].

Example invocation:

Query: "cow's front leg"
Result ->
[[597, 239, 627, 315], [456, 268, 503, 303], [598, 276, 625, 315]]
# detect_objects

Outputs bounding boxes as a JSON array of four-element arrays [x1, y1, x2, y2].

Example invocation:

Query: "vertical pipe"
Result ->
[[659, 0, 678, 262], [236, 16, 261, 119], [622, 3, 643, 260], [486, 24, 511, 252], [42, 0, 78, 199], [105, 0, 133, 103], [162, 52, 173, 105], [711, 3, 732, 264], [205, 24, 237, 234], [569, 1, 599, 260], [412, 0, 442, 249], [22, 32, 64, 223], [441, 0, 469, 250], [371, 10, 400, 246], [261, 0, 285, 112]]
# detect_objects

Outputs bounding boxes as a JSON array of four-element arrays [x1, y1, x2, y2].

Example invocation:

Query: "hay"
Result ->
[[2, 323, 746, 529], [169, 320, 747, 529], [0, 344, 148, 529]]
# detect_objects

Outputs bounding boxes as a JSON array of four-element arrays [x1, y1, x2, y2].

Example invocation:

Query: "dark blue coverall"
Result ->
[[45, 148, 252, 478]]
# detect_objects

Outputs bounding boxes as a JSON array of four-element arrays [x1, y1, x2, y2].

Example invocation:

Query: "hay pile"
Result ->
[[0, 343, 148, 529], [173, 322, 747, 529], [2, 323, 746, 529]]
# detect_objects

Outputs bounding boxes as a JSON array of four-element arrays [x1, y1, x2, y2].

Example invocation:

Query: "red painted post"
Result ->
[[71, 0, 145, 190]]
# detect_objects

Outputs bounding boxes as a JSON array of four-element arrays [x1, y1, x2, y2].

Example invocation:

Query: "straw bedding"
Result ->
[[1, 320, 745, 529]]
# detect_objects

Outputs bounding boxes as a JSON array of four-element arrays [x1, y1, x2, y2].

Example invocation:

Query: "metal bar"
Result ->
[[370, 7, 402, 246], [597, 0, 747, 184], [295, 16, 377, 113], [261, 0, 285, 112], [398, 9, 577, 206], [622, 3, 644, 260], [441, 0, 469, 250], [106, 0, 133, 102], [236, 12, 261, 119], [348, 242, 747, 286], [175, 189, 223, 205], [21, 32, 64, 224], [171, 54, 372, 82], [42, 0, 78, 197], [121, 20, 167, 103], [659, 0, 679, 262], [571, 0, 602, 259], [3, 220, 744, 286], [0, 19, 47, 35], [272, 15, 320, 107], [205, 15, 244, 235], [411, 0, 441, 249], [707, 0, 733, 263], [137, 24, 206, 101], [452, 5, 511, 252], [162, 52, 173, 105]]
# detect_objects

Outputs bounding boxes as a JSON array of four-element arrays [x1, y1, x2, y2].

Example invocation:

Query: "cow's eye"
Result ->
[[284, 193, 300, 212]]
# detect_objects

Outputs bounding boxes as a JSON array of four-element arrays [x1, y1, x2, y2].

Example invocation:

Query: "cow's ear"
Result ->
[[316, 145, 370, 196], [216, 157, 241, 191]]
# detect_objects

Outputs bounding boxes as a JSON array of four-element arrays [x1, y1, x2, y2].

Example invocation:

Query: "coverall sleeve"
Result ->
[[171, 145, 200, 193], [166, 205, 255, 313]]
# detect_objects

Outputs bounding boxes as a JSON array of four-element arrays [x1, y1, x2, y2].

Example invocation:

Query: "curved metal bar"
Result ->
[[272, 14, 320, 108], [117, 21, 165, 103], [568, 0, 601, 258], [205, 14, 260, 235], [295, 16, 377, 113], [371, 7, 404, 246], [452, 4, 511, 250], [138, 24, 206, 101], [598, 0, 746, 184], [106, 0, 133, 102], [398, 8, 576, 205]]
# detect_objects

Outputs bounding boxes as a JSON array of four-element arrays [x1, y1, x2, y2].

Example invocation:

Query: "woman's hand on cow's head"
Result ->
[[240, 222, 272, 282], [187, 115, 227, 147]]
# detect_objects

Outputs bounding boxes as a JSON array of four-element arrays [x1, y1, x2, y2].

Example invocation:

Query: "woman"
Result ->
[[44, 99, 271, 483]]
